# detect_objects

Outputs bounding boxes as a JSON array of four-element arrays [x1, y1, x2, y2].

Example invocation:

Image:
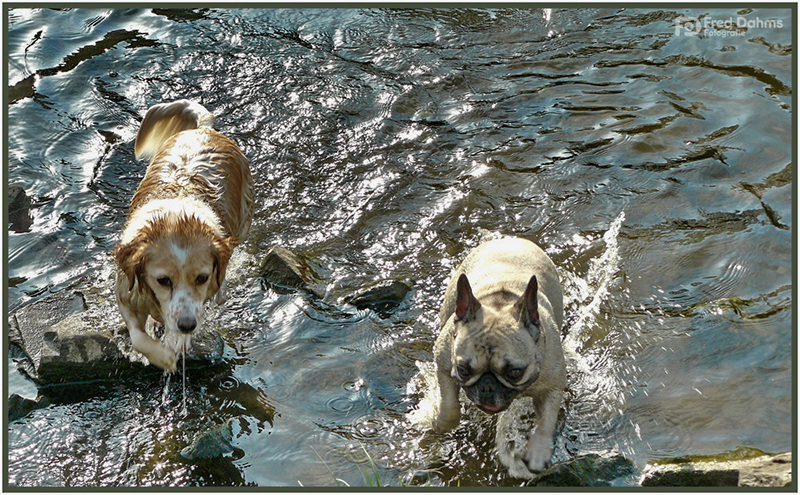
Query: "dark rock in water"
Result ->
[[526, 453, 635, 487], [258, 245, 323, 296], [8, 393, 50, 422], [181, 418, 240, 461], [640, 450, 792, 487], [345, 280, 412, 316], [186, 329, 225, 364], [8, 184, 33, 233], [9, 278, 225, 385]]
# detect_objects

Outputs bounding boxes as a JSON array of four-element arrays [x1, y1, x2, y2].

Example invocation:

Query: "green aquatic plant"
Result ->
[[309, 444, 438, 487]]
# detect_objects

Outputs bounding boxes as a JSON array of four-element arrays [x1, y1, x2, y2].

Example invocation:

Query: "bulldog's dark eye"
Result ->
[[196, 274, 209, 285], [156, 277, 172, 288], [507, 368, 525, 381], [456, 364, 471, 379]]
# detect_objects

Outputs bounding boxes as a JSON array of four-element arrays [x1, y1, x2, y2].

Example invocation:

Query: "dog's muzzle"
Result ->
[[177, 316, 197, 333], [462, 372, 520, 414]]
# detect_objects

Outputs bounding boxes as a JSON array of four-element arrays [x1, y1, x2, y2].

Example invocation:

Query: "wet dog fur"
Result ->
[[114, 100, 254, 372], [432, 237, 567, 472]]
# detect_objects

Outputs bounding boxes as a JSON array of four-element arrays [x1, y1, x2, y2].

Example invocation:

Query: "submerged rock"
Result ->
[[180, 418, 241, 461], [345, 280, 412, 316], [258, 245, 324, 297], [526, 454, 635, 487], [640, 450, 792, 487]]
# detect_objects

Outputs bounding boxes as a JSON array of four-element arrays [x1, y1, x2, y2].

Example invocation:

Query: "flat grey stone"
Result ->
[[641, 451, 792, 487], [9, 278, 225, 385]]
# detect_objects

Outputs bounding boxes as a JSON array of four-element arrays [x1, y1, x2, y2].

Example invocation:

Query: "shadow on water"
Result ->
[[6, 6, 793, 487]]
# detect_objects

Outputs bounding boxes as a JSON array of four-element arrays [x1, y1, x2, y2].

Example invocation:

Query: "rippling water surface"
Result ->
[[6, 7, 793, 487]]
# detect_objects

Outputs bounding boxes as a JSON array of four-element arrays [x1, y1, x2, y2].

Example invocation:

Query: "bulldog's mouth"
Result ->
[[462, 372, 518, 415], [476, 402, 507, 414]]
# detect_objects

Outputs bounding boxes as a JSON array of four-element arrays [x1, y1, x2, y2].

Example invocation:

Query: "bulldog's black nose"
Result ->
[[178, 317, 196, 333]]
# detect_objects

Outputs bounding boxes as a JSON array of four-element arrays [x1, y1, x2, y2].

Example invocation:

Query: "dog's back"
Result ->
[[129, 100, 254, 244]]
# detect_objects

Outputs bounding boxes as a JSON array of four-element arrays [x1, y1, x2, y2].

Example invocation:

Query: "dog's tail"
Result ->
[[134, 100, 214, 161]]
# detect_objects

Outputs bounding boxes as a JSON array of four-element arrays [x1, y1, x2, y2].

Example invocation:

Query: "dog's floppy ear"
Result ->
[[518, 275, 541, 340], [210, 236, 234, 292], [455, 273, 481, 322], [114, 237, 146, 292]]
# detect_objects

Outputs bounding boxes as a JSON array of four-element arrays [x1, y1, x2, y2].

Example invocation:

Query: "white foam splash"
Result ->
[[565, 210, 626, 352], [405, 361, 440, 429]]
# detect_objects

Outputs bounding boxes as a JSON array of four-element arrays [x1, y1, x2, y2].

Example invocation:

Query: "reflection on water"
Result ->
[[6, 7, 793, 487]]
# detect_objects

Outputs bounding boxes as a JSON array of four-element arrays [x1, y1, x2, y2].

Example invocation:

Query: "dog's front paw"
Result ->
[[523, 436, 554, 473], [213, 278, 228, 305], [213, 289, 227, 305], [149, 346, 179, 373], [432, 409, 460, 433], [523, 451, 552, 473]]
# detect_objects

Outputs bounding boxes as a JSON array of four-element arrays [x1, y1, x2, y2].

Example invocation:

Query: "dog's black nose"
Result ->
[[178, 317, 196, 333]]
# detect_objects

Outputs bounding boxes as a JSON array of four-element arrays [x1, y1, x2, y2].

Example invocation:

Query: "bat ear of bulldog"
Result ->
[[519, 275, 541, 340], [455, 273, 481, 322]]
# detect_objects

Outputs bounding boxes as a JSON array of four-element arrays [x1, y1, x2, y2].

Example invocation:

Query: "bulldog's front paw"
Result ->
[[523, 451, 552, 473], [432, 408, 461, 433], [523, 435, 554, 473]]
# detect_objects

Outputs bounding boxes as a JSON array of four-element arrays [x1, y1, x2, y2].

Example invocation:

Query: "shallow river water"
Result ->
[[6, 7, 794, 487]]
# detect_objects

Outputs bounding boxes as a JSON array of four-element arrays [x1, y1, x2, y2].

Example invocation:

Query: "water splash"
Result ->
[[405, 361, 439, 430], [564, 210, 626, 349]]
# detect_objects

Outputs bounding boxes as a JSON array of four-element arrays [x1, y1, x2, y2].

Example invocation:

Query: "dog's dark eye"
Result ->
[[507, 368, 525, 381], [456, 364, 471, 379], [196, 274, 209, 285], [156, 277, 172, 288]]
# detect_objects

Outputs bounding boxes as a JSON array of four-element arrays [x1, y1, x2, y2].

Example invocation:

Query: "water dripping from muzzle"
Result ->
[[161, 370, 171, 405], [181, 351, 187, 417]]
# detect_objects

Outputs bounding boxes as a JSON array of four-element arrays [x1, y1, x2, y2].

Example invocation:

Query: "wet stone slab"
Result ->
[[524, 454, 636, 487], [8, 278, 225, 386], [641, 451, 792, 487]]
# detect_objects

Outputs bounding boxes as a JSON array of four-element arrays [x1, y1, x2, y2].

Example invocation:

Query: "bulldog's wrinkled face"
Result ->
[[450, 273, 544, 414]]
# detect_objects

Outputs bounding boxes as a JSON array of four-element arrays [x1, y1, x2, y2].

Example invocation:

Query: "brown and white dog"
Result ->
[[114, 100, 254, 372]]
